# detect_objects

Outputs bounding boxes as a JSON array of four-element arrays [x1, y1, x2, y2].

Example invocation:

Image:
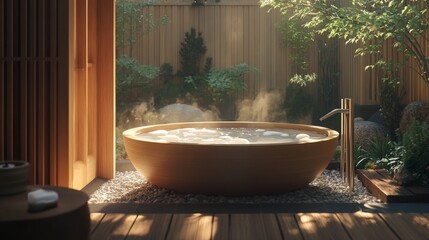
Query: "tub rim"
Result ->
[[123, 121, 339, 146]]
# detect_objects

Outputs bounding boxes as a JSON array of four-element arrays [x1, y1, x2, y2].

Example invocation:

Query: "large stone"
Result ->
[[354, 120, 388, 148], [158, 103, 217, 123], [399, 101, 429, 134]]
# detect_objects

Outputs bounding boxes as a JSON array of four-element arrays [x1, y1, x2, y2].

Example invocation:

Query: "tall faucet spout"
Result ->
[[319, 109, 349, 121]]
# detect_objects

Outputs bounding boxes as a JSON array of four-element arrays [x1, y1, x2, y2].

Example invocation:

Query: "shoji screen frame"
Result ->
[[0, 0, 115, 188]]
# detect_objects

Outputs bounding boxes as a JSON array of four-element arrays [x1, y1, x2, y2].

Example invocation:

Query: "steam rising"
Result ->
[[116, 101, 219, 160], [117, 92, 286, 160], [236, 90, 286, 122], [118, 102, 219, 130]]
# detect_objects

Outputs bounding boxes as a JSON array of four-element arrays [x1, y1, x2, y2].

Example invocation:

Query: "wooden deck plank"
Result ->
[[337, 212, 399, 240], [377, 169, 429, 201], [90, 213, 105, 233], [166, 213, 213, 240], [126, 214, 172, 240], [295, 213, 350, 240], [91, 214, 137, 240], [230, 214, 282, 240], [379, 213, 429, 240], [357, 169, 414, 202], [212, 214, 229, 240], [276, 214, 304, 240], [88, 212, 429, 240]]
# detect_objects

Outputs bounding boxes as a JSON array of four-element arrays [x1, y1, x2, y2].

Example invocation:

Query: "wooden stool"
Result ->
[[0, 186, 90, 240]]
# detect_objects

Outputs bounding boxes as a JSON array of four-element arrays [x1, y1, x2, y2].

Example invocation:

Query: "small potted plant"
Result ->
[[0, 161, 30, 195]]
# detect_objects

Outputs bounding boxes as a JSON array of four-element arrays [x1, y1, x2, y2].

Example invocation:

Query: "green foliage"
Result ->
[[284, 74, 316, 121], [316, 35, 340, 116], [183, 63, 256, 105], [380, 80, 405, 136], [401, 120, 429, 185], [261, 0, 429, 86], [376, 60, 405, 138], [192, 0, 206, 6], [116, 56, 159, 111], [206, 64, 257, 103], [289, 73, 317, 87], [177, 28, 208, 78], [156, 82, 187, 106], [157, 29, 255, 115], [354, 135, 403, 173], [354, 120, 429, 185], [116, 0, 169, 56], [181, 58, 213, 106], [159, 63, 174, 84], [277, 16, 314, 71]]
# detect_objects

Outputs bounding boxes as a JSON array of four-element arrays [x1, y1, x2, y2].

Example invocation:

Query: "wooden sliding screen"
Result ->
[[0, 0, 70, 186], [1, 0, 115, 189]]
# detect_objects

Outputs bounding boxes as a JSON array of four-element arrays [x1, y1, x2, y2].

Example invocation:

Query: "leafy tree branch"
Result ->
[[261, 0, 429, 86]]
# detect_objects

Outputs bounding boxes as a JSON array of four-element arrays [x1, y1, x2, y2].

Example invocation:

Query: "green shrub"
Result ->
[[177, 28, 207, 78], [159, 63, 174, 84], [354, 135, 401, 171], [156, 82, 187, 106], [182, 58, 213, 106], [182, 62, 256, 111], [116, 56, 159, 111], [284, 74, 316, 122], [156, 29, 256, 114], [401, 120, 429, 185], [379, 79, 404, 135], [354, 120, 429, 186], [206, 63, 257, 103]]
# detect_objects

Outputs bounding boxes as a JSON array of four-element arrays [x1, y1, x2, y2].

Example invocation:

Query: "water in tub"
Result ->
[[137, 128, 326, 144]]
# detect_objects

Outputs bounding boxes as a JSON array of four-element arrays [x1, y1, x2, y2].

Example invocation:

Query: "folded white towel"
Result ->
[[28, 189, 59, 212]]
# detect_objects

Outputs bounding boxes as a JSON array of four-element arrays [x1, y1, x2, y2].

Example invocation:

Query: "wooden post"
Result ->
[[340, 98, 354, 192], [346, 98, 354, 192], [340, 99, 346, 182]]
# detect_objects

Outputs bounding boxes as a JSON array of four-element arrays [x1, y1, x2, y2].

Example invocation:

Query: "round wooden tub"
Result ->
[[123, 121, 339, 195]]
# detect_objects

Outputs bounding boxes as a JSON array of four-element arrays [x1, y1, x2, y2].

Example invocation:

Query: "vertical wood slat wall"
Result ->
[[1, 0, 115, 188], [117, 3, 310, 100], [121, 0, 429, 105], [0, 0, 69, 186]]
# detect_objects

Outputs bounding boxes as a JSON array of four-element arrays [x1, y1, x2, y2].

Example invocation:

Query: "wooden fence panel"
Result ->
[[120, 0, 429, 105], [117, 3, 301, 100]]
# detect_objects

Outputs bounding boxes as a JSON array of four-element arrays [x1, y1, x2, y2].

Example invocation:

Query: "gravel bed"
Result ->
[[88, 170, 380, 204]]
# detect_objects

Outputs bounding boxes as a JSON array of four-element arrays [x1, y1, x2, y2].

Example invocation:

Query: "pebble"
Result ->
[[88, 170, 380, 204]]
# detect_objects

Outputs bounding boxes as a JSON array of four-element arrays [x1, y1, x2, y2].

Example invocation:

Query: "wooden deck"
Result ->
[[357, 169, 429, 203], [90, 207, 429, 240]]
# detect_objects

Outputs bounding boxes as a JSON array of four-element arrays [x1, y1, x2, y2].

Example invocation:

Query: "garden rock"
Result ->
[[399, 101, 429, 134], [159, 103, 212, 123], [354, 120, 388, 148], [368, 109, 385, 126]]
